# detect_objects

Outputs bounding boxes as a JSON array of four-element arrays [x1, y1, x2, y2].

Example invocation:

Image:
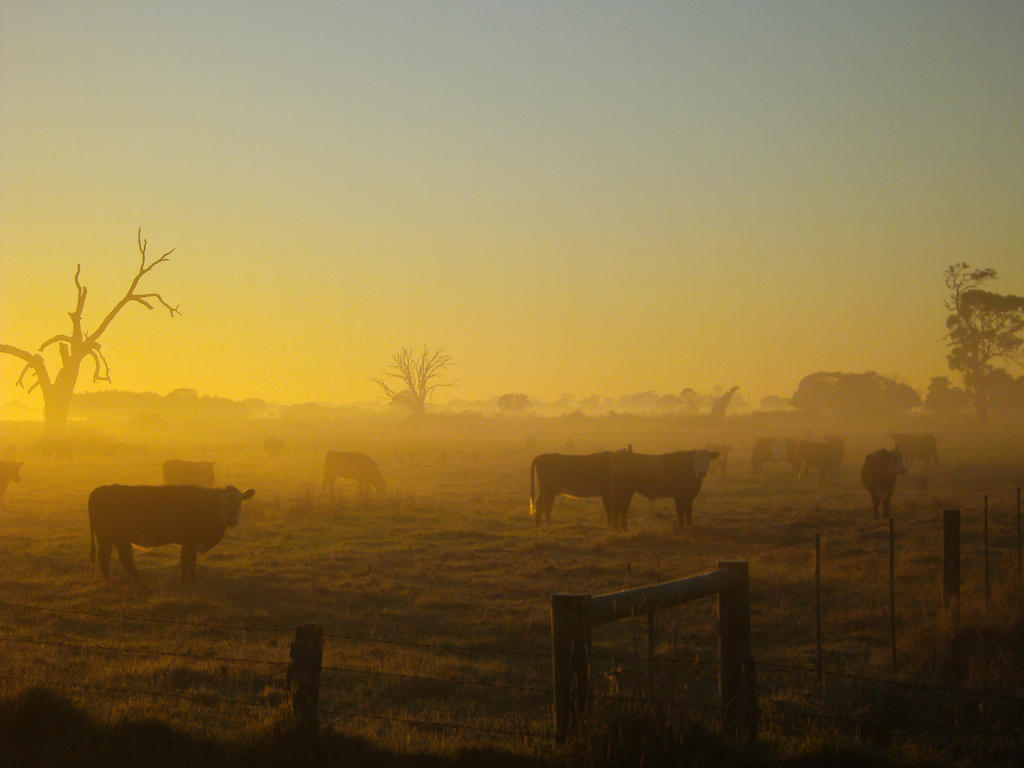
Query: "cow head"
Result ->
[[220, 486, 256, 527], [693, 450, 719, 478]]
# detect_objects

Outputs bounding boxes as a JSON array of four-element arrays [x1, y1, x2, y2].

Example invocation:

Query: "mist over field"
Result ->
[[3, 2, 1024, 767]]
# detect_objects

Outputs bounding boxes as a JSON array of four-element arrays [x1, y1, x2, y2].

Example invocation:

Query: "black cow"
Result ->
[[613, 449, 718, 529], [0, 460, 22, 511], [89, 485, 255, 582], [891, 433, 938, 469], [530, 452, 619, 527], [796, 438, 844, 483], [322, 451, 387, 504], [162, 459, 215, 487], [750, 438, 798, 475], [861, 449, 907, 519]]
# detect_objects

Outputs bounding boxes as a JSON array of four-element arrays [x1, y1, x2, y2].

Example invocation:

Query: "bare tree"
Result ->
[[371, 346, 457, 416], [0, 229, 179, 435]]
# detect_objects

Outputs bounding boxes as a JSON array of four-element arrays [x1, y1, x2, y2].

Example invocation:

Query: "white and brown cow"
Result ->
[[162, 459, 215, 487]]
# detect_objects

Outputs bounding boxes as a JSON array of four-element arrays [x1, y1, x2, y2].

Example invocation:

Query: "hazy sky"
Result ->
[[2, 1, 1023, 410]]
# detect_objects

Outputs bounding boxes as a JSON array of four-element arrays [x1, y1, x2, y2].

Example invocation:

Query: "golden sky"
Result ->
[[2, 2, 1023, 410]]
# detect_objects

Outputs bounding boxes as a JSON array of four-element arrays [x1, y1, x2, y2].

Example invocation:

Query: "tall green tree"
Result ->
[[943, 263, 1024, 422], [0, 230, 179, 435]]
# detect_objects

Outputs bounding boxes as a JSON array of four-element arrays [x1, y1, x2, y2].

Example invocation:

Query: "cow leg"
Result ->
[[675, 497, 693, 528], [116, 544, 140, 583], [181, 544, 197, 582], [615, 492, 634, 531], [882, 492, 892, 519], [97, 540, 113, 581], [534, 491, 554, 527]]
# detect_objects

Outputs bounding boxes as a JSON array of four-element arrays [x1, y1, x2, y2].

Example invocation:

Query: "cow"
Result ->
[[88, 485, 255, 582], [529, 452, 618, 527], [322, 451, 386, 504], [796, 438, 844, 484], [703, 443, 731, 478], [613, 449, 718, 529], [891, 433, 938, 469], [861, 448, 907, 519], [750, 438, 798, 475], [0, 461, 22, 511], [162, 459, 215, 487]]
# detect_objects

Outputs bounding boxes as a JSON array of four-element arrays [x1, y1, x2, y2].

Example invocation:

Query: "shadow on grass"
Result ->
[[0, 686, 550, 768]]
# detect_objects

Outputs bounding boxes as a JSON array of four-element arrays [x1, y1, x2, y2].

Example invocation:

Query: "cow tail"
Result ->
[[529, 457, 537, 518]]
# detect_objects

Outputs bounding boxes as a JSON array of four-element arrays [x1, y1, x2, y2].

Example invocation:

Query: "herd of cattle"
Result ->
[[0, 432, 939, 583]]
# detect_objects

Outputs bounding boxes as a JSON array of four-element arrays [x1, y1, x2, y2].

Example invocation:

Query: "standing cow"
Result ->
[[861, 449, 907, 519], [322, 451, 386, 504], [530, 452, 619, 527], [614, 449, 718, 529], [796, 438, 845, 484], [162, 459, 215, 487], [0, 461, 22, 511], [891, 433, 938, 469], [750, 438, 798, 475], [89, 484, 255, 582]]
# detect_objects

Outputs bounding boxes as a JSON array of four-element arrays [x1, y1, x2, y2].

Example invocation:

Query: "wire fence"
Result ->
[[1, 486, 1021, 749]]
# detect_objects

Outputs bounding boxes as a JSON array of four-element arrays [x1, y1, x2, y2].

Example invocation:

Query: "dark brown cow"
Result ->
[[530, 452, 618, 527], [614, 449, 718, 529], [89, 484, 255, 582], [891, 433, 938, 469], [796, 438, 844, 483], [750, 438, 798, 474], [322, 451, 386, 503], [162, 459, 215, 487], [0, 460, 22, 511], [861, 449, 907, 519]]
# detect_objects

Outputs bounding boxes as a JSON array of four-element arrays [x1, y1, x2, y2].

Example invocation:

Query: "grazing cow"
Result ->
[[861, 449, 907, 519], [796, 438, 844, 483], [88, 485, 255, 582], [703, 443, 731, 478], [750, 438, 798, 475], [530, 452, 618, 527], [891, 433, 938, 469], [162, 459, 215, 487], [614, 449, 718, 529], [322, 451, 386, 503], [0, 461, 22, 511]]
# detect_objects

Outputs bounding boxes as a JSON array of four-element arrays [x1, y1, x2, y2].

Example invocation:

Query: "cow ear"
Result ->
[[242, 489, 255, 500]]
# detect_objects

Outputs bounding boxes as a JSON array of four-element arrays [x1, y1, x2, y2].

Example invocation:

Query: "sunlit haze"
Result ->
[[3, 2, 1023, 412]]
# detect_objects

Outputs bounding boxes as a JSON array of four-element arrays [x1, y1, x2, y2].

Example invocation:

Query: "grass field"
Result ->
[[1, 413, 1022, 767]]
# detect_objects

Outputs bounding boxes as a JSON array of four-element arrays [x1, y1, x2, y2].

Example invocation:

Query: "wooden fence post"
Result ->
[[889, 518, 897, 673], [743, 655, 758, 743], [287, 624, 324, 738], [984, 495, 990, 606], [717, 561, 750, 734], [815, 533, 822, 694], [943, 509, 961, 622], [551, 593, 591, 736], [1018, 486, 1022, 581]]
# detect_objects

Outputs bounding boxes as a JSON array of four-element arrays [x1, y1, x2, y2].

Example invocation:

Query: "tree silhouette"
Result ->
[[943, 263, 1024, 422], [496, 393, 530, 414], [709, 386, 740, 421], [0, 229, 179, 435], [371, 346, 457, 416]]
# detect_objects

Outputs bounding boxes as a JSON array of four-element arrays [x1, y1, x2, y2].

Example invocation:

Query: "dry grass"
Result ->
[[0, 413, 1022, 766]]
